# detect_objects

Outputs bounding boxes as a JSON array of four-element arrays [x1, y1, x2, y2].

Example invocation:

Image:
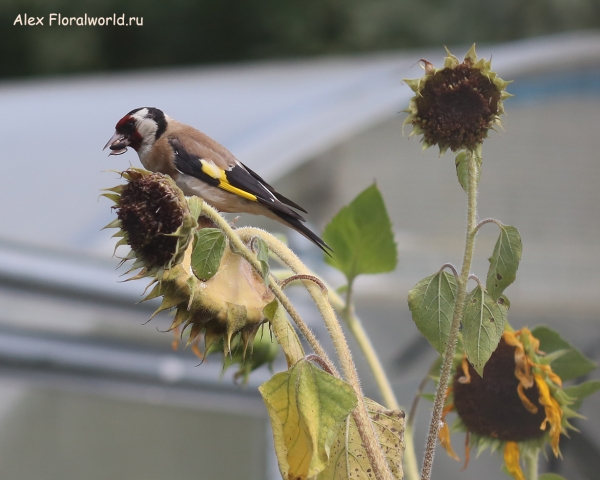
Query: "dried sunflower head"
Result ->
[[103, 168, 275, 362], [403, 44, 512, 155], [102, 168, 199, 278]]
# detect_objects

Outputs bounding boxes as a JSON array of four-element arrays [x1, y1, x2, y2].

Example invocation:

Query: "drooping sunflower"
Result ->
[[403, 44, 512, 155], [103, 168, 275, 360], [436, 326, 598, 480]]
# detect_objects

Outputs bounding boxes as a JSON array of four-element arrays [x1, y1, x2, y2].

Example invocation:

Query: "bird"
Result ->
[[104, 107, 331, 253]]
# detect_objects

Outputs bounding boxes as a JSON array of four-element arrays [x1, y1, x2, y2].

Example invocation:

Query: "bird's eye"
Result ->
[[121, 121, 135, 134], [116, 117, 136, 135]]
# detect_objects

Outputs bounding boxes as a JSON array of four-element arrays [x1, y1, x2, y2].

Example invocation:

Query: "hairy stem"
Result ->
[[237, 227, 395, 480], [281, 266, 420, 480], [280, 274, 328, 292], [240, 228, 401, 411], [524, 449, 539, 480], [474, 217, 501, 234], [335, 287, 419, 480], [420, 150, 479, 480], [265, 232, 419, 480], [271, 281, 340, 377], [317, 296, 395, 480]]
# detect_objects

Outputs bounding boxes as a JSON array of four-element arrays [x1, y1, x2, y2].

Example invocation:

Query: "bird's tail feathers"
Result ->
[[271, 210, 332, 256]]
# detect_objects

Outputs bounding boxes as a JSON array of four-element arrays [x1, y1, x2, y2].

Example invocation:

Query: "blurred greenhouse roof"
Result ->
[[0, 31, 598, 259]]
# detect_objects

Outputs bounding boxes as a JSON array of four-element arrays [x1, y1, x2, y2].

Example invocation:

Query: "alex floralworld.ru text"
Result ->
[[13, 13, 143, 26]]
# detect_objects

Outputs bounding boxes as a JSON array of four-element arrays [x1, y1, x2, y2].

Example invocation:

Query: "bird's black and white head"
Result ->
[[104, 107, 168, 156]]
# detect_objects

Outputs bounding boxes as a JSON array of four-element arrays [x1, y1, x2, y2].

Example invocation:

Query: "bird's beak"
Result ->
[[103, 131, 130, 156]]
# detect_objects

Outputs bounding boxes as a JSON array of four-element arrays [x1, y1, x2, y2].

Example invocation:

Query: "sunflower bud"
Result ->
[[103, 168, 275, 363], [403, 44, 512, 154]]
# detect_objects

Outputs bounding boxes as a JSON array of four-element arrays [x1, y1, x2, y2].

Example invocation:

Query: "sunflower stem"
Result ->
[[238, 227, 401, 411], [524, 449, 539, 480], [331, 292, 400, 412], [333, 285, 421, 480], [237, 227, 396, 480], [420, 150, 479, 480]]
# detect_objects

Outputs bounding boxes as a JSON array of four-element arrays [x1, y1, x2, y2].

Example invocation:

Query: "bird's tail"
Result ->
[[271, 210, 332, 256]]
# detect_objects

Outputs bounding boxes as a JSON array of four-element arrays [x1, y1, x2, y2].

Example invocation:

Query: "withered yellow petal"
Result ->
[[504, 441, 525, 480], [535, 375, 562, 457]]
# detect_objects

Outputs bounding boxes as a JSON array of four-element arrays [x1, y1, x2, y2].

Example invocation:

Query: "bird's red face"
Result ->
[[103, 113, 144, 155], [104, 107, 167, 156]]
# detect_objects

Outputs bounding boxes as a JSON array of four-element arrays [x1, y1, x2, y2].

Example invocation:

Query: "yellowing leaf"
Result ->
[[259, 360, 357, 480], [318, 398, 405, 480]]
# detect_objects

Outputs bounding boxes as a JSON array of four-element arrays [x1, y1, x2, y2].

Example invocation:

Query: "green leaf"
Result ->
[[497, 294, 511, 310], [190, 228, 226, 280], [539, 474, 568, 480], [253, 237, 270, 287], [463, 285, 506, 376], [318, 397, 404, 480], [259, 359, 357, 480], [531, 326, 597, 381], [455, 151, 481, 193], [323, 184, 397, 283], [408, 271, 458, 355], [486, 224, 522, 301], [263, 298, 279, 322], [563, 380, 600, 410]]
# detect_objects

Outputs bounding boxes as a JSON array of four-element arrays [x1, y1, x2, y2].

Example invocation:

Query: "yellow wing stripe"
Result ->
[[201, 161, 225, 181], [200, 160, 258, 202], [218, 181, 258, 201]]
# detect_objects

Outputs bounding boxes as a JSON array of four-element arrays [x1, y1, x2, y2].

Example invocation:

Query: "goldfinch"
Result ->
[[104, 107, 331, 253]]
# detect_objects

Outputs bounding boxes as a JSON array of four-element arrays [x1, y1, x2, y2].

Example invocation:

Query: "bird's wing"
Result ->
[[239, 162, 308, 213], [169, 137, 304, 219]]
